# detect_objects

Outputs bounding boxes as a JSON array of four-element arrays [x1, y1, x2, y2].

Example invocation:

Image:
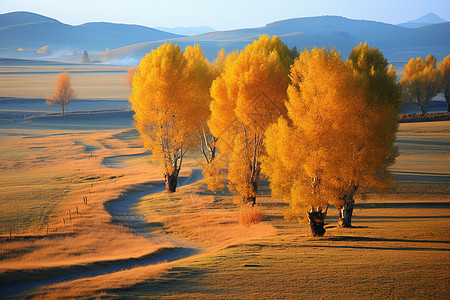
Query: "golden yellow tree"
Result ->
[[400, 55, 442, 113], [126, 66, 138, 88], [200, 49, 228, 193], [46, 72, 74, 116], [438, 55, 450, 112], [130, 43, 213, 192], [263, 47, 358, 236], [209, 35, 294, 205], [339, 42, 402, 227], [262, 46, 402, 236]]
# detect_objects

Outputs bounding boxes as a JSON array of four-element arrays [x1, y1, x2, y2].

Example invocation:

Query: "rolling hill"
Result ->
[[103, 16, 450, 65], [1, 12, 449, 65], [0, 11, 183, 54], [398, 12, 447, 28]]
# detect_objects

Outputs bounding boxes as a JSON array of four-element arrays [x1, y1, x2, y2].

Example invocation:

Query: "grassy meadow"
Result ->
[[0, 61, 449, 299]]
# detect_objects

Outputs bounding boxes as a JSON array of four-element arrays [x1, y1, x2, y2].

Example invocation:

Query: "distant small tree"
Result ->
[[46, 72, 74, 116], [104, 48, 111, 62], [400, 55, 442, 113], [126, 66, 138, 88], [82, 50, 90, 63], [438, 55, 450, 112]]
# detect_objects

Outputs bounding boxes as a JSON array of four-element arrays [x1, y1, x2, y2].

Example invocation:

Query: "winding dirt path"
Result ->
[[0, 169, 203, 298]]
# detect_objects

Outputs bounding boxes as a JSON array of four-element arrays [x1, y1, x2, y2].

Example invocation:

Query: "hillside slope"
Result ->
[[0, 11, 183, 52], [105, 16, 450, 64]]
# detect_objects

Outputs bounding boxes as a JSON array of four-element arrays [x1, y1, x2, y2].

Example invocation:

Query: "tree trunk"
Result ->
[[418, 104, 426, 114], [244, 196, 256, 206], [61, 105, 65, 116], [244, 179, 258, 206], [447, 101, 449, 113], [164, 171, 178, 193], [338, 196, 355, 228], [307, 210, 326, 237]]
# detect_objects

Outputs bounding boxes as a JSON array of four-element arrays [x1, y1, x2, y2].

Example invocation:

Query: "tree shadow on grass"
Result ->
[[106, 266, 211, 298], [325, 236, 450, 244], [356, 202, 450, 209], [303, 244, 450, 252]]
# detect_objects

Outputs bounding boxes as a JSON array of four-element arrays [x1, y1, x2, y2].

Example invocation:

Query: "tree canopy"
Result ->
[[262, 45, 402, 235], [208, 35, 294, 204], [438, 55, 450, 112], [129, 43, 214, 192], [400, 55, 442, 113], [46, 72, 74, 116]]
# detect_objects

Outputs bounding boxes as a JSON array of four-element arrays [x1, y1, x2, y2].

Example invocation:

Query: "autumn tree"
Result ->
[[126, 66, 138, 88], [129, 43, 212, 192], [262, 46, 402, 236], [438, 55, 450, 112], [194, 49, 226, 192], [209, 35, 294, 205], [400, 55, 442, 114], [46, 72, 74, 116], [341, 42, 402, 227]]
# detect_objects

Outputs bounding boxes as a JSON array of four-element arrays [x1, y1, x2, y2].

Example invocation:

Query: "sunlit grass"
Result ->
[[0, 119, 448, 299]]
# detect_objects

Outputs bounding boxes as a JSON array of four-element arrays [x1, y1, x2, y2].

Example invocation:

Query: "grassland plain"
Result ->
[[0, 60, 130, 100], [0, 108, 448, 299]]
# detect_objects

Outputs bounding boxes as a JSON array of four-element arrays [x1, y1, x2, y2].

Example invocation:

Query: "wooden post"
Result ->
[[63, 217, 65, 226], [69, 209, 71, 220], [76, 206, 79, 215], [47, 224, 49, 235]]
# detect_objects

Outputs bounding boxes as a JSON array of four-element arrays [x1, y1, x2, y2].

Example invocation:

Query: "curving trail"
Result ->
[[0, 169, 204, 298]]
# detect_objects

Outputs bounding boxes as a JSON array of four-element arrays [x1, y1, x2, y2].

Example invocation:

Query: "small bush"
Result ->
[[239, 204, 264, 227]]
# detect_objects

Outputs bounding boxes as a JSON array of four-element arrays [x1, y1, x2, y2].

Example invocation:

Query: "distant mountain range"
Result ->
[[0, 11, 183, 57], [398, 12, 447, 28], [156, 26, 216, 36], [0, 11, 449, 65]]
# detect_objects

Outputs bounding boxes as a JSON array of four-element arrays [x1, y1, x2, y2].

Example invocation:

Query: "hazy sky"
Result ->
[[1, 0, 449, 30]]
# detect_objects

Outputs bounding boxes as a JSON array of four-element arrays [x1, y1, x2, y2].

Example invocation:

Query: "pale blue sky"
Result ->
[[1, 0, 449, 30]]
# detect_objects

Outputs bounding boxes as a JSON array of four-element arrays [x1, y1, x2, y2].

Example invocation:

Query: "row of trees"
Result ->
[[401, 54, 450, 113], [128, 36, 443, 236]]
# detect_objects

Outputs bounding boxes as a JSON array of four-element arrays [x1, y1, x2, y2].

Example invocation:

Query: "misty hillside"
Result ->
[[0, 11, 60, 28], [0, 11, 183, 53], [156, 26, 216, 36], [104, 15, 450, 65], [398, 12, 447, 28], [1, 12, 449, 65]]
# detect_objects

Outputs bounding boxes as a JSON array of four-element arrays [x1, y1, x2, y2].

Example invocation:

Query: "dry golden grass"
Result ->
[[1, 119, 449, 299], [0, 64, 130, 100], [239, 203, 264, 227], [0, 128, 173, 276]]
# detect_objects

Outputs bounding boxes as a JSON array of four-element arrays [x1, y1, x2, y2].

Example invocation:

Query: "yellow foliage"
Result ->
[[400, 54, 442, 113], [209, 35, 293, 203], [46, 72, 74, 115], [262, 45, 402, 219], [202, 159, 226, 193], [438, 55, 450, 109], [129, 43, 214, 176]]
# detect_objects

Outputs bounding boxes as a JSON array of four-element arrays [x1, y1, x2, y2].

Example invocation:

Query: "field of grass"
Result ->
[[0, 60, 448, 299], [0, 109, 448, 298], [0, 61, 131, 100]]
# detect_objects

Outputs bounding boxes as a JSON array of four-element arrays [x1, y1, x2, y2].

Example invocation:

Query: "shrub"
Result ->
[[239, 204, 264, 227]]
